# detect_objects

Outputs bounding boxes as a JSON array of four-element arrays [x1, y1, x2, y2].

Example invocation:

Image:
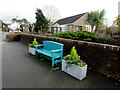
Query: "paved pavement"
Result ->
[[2, 32, 120, 88]]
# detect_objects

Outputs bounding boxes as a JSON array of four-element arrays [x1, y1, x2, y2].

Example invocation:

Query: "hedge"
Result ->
[[53, 31, 120, 46]]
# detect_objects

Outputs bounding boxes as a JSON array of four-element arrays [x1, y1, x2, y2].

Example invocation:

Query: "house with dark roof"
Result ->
[[51, 13, 91, 33]]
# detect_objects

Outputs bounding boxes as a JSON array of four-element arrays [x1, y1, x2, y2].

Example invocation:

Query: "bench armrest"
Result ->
[[51, 49, 62, 53], [35, 44, 43, 49]]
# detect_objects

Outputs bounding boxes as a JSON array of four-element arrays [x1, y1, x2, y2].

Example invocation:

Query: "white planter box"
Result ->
[[29, 47, 36, 55], [62, 59, 87, 80]]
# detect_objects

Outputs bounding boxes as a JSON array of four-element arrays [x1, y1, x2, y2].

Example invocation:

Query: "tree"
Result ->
[[22, 18, 29, 24], [86, 9, 105, 33], [11, 17, 30, 31], [17, 19, 23, 24], [34, 8, 49, 33], [86, 12, 96, 32], [0, 20, 10, 31], [94, 10, 105, 32], [42, 5, 61, 33], [42, 5, 61, 24], [114, 15, 120, 30], [11, 17, 29, 24], [28, 23, 34, 32], [11, 18, 17, 23]]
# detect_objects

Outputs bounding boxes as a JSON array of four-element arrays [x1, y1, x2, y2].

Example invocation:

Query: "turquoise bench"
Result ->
[[35, 41, 64, 67]]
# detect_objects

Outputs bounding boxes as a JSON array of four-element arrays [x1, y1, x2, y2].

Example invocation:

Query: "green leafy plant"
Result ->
[[63, 46, 86, 68], [50, 67, 60, 71], [29, 38, 39, 48]]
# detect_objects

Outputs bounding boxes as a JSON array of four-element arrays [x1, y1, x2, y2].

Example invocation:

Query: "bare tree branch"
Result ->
[[42, 5, 61, 25]]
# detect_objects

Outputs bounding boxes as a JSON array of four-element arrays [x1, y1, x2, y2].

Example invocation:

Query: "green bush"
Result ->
[[95, 38, 117, 45], [52, 31, 120, 46], [53, 31, 96, 41]]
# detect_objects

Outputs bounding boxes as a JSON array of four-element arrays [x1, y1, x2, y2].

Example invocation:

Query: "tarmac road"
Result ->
[[2, 31, 120, 88]]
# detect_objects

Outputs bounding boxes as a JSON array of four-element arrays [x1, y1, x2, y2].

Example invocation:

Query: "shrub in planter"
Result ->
[[28, 38, 39, 55], [62, 46, 87, 80]]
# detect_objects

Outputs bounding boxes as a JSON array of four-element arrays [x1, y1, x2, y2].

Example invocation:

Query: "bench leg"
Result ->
[[60, 57, 62, 62], [36, 51, 38, 58], [60, 57, 62, 65], [52, 58, 55, 67]]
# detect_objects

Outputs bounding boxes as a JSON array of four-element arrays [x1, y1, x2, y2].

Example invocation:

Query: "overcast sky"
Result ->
[[0, 0, 119, 26]]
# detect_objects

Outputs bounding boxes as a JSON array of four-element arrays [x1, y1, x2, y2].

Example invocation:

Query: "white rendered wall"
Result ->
[[60, 24, 68, 32]]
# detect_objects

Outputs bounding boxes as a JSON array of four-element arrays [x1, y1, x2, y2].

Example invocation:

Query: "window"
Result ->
[[78, 26, 82, 31]]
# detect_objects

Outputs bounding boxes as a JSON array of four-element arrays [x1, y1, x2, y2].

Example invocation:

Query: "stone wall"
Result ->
[[20, 33, 120, 80], [6, 33, 21, 41]]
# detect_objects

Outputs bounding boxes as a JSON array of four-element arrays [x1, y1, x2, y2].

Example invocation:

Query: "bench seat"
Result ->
[[35, 41, 64, 67], [36, 49, 62, 58]]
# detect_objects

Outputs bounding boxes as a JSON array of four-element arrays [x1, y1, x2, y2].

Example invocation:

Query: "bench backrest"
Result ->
[[43, 41, 63, 50]]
